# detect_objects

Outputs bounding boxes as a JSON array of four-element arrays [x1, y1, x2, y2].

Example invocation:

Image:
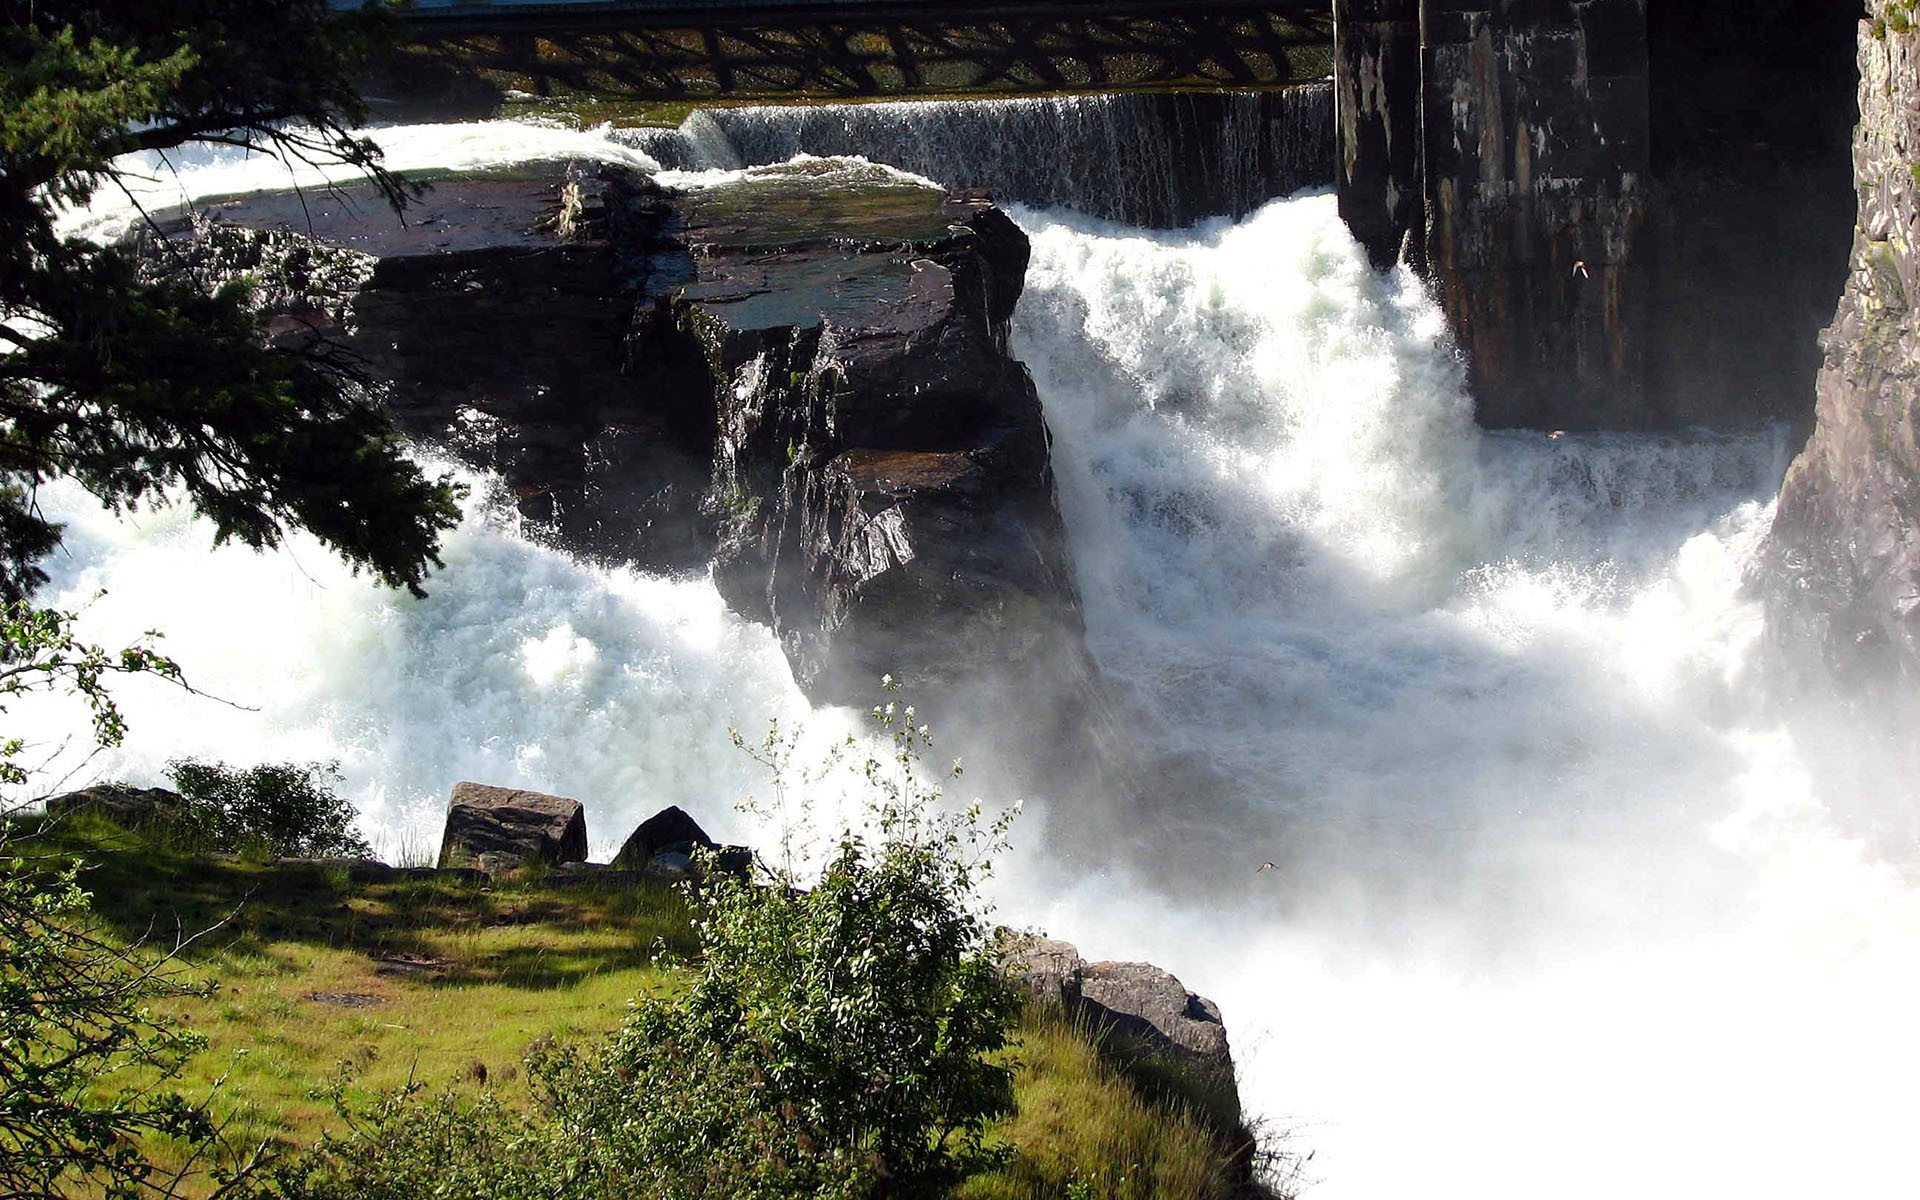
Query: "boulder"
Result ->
[[612, 804, 713, 869], [999, 936, 1232, 1071], [1078, 960, 1232, 1066], [43, 784, 190, 829], [1001, 935, 1086, 1009], [437, 782, 587, 872], [686, 167, 1089, 706]]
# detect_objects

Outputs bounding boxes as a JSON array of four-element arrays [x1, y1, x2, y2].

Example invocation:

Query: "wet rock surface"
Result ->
[[195, 171, 716, 572], [1761, 14, 1920, 687], [679, 165, 1085, 705]]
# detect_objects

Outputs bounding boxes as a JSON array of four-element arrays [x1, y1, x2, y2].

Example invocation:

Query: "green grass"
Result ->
[[961, 1009, 1243, 1200], [21, 813, 1265, 1198]]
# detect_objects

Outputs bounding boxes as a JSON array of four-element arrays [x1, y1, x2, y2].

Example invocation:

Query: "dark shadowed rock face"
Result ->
[[674, 164, 1086, 704], [197, 170, 716, 573], [1334, 0, 1857, 434], [438, 781, 588, 871], [611, 804, 713, 869], [1760, 16, 1920, 687]]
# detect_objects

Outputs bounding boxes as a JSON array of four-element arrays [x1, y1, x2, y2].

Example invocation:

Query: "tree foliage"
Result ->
[[0, 851, 251, 1200], [0, 0, 460, 601], [0, 603, 253, 1199], [0, 598, 180, 788]]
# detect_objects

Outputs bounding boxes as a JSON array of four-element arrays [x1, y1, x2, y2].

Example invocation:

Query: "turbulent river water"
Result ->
[[31, 115, 1920, 1199]]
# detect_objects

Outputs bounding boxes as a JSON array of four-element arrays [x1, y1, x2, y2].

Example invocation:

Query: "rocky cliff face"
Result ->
[[1761, 10, 1920, 686], [1333, 0, 1858, 434], [195, 162, 1120, 768]]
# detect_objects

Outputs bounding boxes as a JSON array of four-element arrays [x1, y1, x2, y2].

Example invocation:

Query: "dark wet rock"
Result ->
[[438, 782, 588, 871], [44, 784, 189, 829], [1761, 16, 1920, 687], [192, 160, 1135, 804], [1334, 1, 1854, 433], [612, 804, 713, 869], [195, 170, 716, 572], [678, 166, 1089, 710]]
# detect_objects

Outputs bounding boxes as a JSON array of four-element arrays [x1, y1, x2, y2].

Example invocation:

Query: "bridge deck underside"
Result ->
[[384, 4, 1334, 107]]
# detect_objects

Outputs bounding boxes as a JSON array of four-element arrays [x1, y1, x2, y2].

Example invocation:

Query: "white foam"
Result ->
[[1007, 195, 1920, 1199]]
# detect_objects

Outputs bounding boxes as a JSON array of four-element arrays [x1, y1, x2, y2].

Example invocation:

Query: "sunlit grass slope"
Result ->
[[33, 814, 1261, 1198]]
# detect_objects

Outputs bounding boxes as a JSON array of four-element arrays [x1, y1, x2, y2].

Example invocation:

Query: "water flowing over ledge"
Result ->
[[619, 84, 1335, 227]]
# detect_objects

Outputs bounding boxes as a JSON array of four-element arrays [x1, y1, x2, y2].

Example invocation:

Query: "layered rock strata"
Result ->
[[1761, 11, 1920, 686]]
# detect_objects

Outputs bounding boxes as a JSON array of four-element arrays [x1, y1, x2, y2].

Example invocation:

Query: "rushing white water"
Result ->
[[1005, 200, 1920, 1199], [19, 118, 1920, 1197]]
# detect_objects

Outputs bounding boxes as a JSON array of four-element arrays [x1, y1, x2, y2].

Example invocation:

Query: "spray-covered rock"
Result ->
[[1761, 11, 1920, 687]]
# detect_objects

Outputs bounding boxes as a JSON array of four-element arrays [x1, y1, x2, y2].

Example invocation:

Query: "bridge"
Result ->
[[361, 0, 1850, 442], [366, 0, 1334, 107]]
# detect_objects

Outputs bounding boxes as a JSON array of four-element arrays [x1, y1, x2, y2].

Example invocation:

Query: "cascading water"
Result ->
[[1004, 201, 1920, 1197], [24, 116, 1920, 1198], [618, 85, 1335, 227]]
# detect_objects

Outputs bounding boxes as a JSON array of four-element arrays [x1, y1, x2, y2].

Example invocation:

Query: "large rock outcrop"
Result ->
[[196, 162, 1105, 737], [1334, 0, 1858, 433], [670, 164, 1086, 705], [1760, 11, 1920, 686], [191, 172, 715, 571]]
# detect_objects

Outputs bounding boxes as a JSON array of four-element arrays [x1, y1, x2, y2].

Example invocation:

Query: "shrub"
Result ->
[[266, 1085, 557, 1200], [0, 604, 257, 1198], [536, 686, 1019, 1197], [165, 760, 369, 859], [280, 684, 1022, 1199]]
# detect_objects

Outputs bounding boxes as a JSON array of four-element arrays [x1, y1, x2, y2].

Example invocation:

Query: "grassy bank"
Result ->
[[23, 813, 1262, 1199]]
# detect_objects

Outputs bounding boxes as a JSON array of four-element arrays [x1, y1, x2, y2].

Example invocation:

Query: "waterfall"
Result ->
[[618, 84, 1335, 227], [1005, 200, 1920, 1200], [27, 119, 1920, 1199]]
